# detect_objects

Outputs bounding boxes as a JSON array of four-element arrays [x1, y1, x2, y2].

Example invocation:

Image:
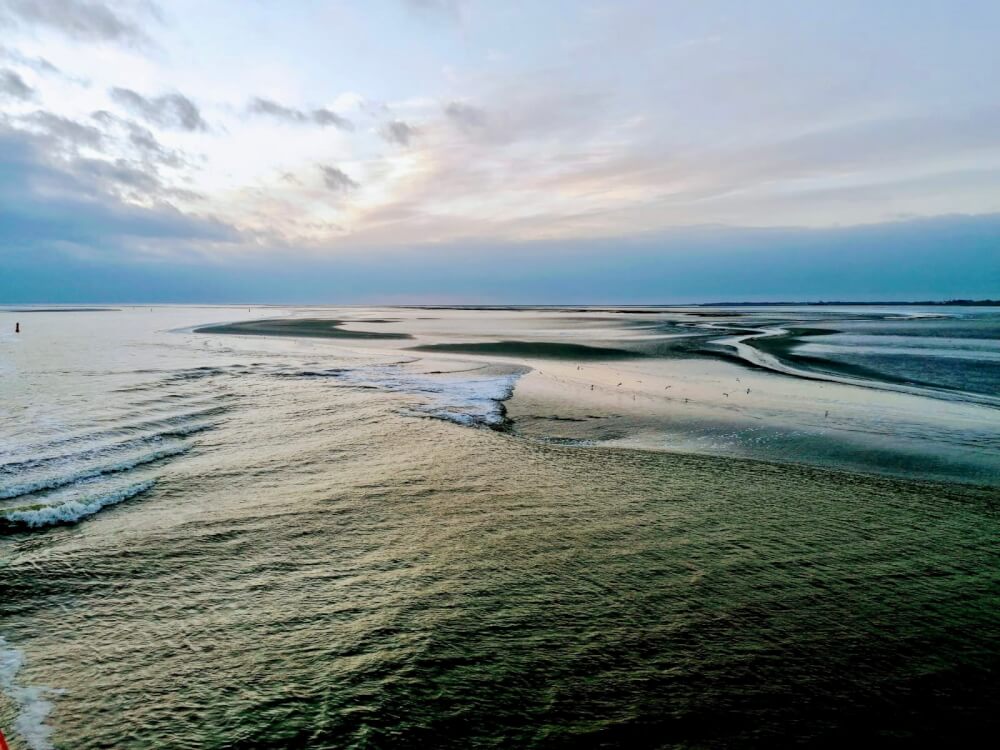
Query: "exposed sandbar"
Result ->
[[196, 318, 413, 340]]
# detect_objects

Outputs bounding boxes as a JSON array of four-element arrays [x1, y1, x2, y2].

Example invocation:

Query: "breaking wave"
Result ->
[[0, 444, 187, 501], [0, 480, 155, 531]]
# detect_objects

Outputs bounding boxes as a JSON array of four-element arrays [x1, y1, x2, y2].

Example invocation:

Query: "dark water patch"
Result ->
[[747, 324, 1000, 399], [197, 318, 413, 340], [630, 334, 735, 359], [2, 307, 120, 312], [412, 341, 642, 360]]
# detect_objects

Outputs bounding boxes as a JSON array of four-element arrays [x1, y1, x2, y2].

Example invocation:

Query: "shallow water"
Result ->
[[1, 307, 998, 748], [743, 307, 1000, 399]]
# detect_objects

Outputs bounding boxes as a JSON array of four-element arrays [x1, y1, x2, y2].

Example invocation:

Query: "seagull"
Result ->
[[723, 392, 729, 397], [746, 388, 751, 394]]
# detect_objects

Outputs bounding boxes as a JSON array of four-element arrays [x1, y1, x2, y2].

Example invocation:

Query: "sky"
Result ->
[[1, 0, 998, 303]]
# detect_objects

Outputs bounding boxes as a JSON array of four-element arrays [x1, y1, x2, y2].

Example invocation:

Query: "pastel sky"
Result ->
[[1, 0, 998, 302]]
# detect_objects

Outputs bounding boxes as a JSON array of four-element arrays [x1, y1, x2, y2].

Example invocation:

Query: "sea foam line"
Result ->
[[321, 365, 524, 428]]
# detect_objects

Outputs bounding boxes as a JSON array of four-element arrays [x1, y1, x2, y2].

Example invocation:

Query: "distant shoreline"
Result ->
[[0, 307, 121, 312], [394, 300, 999, 312], [691, 299, 999, 307], [2, 300, 997, 310]]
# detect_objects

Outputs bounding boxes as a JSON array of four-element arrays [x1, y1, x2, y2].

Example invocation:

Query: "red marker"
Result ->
[[0, 726, 10, 750]]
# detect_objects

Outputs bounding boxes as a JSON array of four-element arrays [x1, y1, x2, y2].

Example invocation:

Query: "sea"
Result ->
[[0, 305, 997, 749]]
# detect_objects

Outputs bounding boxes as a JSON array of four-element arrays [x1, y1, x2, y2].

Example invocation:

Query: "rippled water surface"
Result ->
[[1, 307, 997, 749], [763, 307, 1000, 397]]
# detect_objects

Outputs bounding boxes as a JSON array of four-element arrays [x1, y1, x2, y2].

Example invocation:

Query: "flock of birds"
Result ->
[[560, 363, 832, 418]]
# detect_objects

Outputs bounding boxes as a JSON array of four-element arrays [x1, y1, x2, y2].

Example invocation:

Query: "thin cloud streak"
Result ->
[[248, 97, 353, 131]]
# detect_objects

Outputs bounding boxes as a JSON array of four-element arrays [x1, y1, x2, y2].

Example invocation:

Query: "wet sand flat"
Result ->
[[191, 306, 1000, 486]]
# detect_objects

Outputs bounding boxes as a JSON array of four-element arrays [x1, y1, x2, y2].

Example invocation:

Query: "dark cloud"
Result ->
[[444, 101, 486, 130], [125, 123, 183, 167], [91, 109, 185, 168], [111, 87, 207, 131], [0, 0, 153, 45], [312, 108, 353, 129], [74, 155, 162, 195], [89, 109, 115, 126], [19, 112, 196, 203], [70, 153, 200, 203], [380, 119, 417, 146], [319, 165, 358, 192], [247, 97, 301, 121], [23, 110, 103, 149], [0, 67, 32, 98], [0, 123, 236, 263], [247, 97, 353, 131], [0, 44, 59, 74]]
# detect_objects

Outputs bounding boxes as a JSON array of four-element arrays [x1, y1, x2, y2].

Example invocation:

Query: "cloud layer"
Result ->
[[0, 0, 997, 300], [0, 118, 236, 262]]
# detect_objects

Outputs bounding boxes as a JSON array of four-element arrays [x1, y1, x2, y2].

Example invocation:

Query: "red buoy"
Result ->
[[0, 726, 10, 750]]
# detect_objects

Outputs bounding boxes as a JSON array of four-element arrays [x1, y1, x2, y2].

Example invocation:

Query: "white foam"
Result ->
[[327, 366, 523, 427], [1, 480, 155, 529], [0, 444, 185, 500], [0, 637, 61, 750]]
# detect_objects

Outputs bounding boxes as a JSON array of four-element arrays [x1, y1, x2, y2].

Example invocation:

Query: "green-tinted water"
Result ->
[[1, 308, 997, 748]]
